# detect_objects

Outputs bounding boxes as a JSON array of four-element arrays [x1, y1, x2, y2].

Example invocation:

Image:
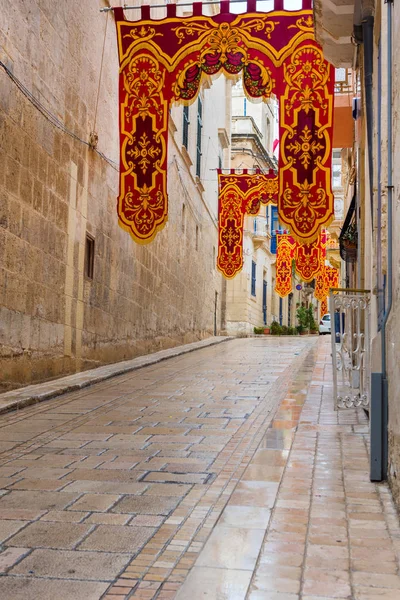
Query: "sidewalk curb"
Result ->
[[0, 336, 234, 416]]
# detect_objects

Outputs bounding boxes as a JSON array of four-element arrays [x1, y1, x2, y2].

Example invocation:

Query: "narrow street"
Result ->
[[0, 337, 399, 600]]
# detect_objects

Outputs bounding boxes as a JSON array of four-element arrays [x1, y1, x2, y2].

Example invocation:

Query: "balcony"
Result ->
[[245, 217, 271, 251], [313, 0, 355, 68]]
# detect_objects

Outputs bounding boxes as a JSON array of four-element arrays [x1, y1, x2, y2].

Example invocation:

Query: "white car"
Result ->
[[319, 313, 331, 335]]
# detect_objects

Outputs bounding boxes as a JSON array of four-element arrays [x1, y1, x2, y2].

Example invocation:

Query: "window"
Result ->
[[196, 97, 203, 177], [262, 279, 267, 325], [213, 246, 216, 269], [253, 217, 257, 233], [244, 97, 247, 116], [332, 164, 341, 189], [182, 204, 186, 233], [85, 234, 95, 280], [334, 68, 350, 93], [251, 261, 256, 296], [270, 205, 279, 254], [288, 293, 293, 326], [183, 105, 189, 149], [196, 225, 199, 250]]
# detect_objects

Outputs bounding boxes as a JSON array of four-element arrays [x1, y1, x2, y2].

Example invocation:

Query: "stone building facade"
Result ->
[[225, 82, 305, 334], [0, 0, 230, 390], [314, 0, 400, 508]]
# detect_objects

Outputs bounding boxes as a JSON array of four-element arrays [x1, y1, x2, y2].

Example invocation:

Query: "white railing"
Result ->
[[330, 288, 371, 409]]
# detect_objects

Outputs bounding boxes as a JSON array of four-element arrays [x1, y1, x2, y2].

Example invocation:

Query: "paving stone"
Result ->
[[0, 337, 397, 600], [0, 491, 79, 511], [67, 493, 121, 512], [6, 521, 93, 549], [144, 483, 192, 496], [8, 478, 69, 491], [141, 472, 209, 484], [112, 495, 180, 516], [0, 519, 27, 542], [78, 525, 157, 553], [61, 481, 148, 495], [40, 511, 89, 523], [175, 566, 252, 599], [84, 513, 131, 526], [0, 577, 109, 599], [10, 548, 131, 581], [0, 547, 30, 572]]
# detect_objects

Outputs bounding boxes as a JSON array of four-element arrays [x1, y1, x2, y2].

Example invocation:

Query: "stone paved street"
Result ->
[[0, 337, 399, 599]]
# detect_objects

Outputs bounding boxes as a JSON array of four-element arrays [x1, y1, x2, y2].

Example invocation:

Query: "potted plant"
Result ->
[[270, 320, 282, 335], [263, 326, 270, 334], [296, 305, 309, 334], [307, 306, 318, 334], [296, 305, 317, 335], [341, 222, 357, 249]]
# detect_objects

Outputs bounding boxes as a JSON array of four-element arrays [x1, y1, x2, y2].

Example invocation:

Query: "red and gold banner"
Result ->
[[278, 46, 335, 243], [294, 230, 327, 282], [315, 265, 339, 316], [113, 2, 334, 244], [275, 234, 297, 297], [217, 169, 278, 278], [320, 299, 328, 318], [325, 265, 340, 291]]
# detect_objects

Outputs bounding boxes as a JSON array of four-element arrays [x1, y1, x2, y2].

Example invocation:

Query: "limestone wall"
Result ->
[[385, 1, 400, 509], [0, 0, 227, 390]]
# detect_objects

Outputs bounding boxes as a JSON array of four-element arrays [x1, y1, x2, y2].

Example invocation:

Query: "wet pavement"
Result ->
[[0, 337, 399, 599]]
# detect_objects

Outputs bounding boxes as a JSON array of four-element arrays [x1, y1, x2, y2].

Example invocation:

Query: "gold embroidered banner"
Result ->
[[275, 234, 297, 297], [294, 230, 327, 282], [217, 169, 278, 278], [113, 2, 334, 244], [320, 298, 328, 318], [315, 265, 339, 316], [278, 46, 335, 244]]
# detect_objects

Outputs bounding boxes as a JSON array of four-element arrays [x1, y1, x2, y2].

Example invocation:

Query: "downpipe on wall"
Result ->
[[371, 0, 393, 482]]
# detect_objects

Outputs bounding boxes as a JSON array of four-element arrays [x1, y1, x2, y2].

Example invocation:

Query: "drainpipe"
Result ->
[[361, 4, 374, 232], [371, 0, 393, 482], [380, 0, 393, 481]]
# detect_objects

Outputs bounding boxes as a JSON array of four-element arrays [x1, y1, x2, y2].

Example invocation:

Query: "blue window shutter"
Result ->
[[251, 261, 256, 296]]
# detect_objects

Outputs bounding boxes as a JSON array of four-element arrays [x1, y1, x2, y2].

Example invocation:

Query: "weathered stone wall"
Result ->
[[0, 0, 226, 390], [386, 0, 400, 511]]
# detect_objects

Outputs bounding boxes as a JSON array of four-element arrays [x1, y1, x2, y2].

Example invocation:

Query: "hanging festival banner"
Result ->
[[278, 45, 335, 244], [325, 265, 340, 291], [320, 298, 328, 318], [217, 169, 278, 278], [113, 1, 334, 244], [294, 230, 327, 282], [315, 265, 339, 317], [275, 234, 297, 297]]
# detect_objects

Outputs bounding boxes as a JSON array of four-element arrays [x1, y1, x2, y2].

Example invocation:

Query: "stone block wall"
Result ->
[[0, 0, 226, 390]]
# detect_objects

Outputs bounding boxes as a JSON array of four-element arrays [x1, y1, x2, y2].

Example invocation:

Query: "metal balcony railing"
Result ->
[[330, 288, 371, 410]]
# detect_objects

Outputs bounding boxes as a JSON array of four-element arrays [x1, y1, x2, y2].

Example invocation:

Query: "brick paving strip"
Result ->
[[0, 337, 315, 599], [1, 338, 400, 600], [174, 339, 400, 600]]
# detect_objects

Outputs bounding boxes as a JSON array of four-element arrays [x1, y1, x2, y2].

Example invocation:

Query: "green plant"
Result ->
[[281, 325, 289, 335], [342, 221, 357, 244], [307, 306, 317, 332], [253, 326, 264, 335], [296, 305, 317, 332], [270, 320, 282, 335]]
